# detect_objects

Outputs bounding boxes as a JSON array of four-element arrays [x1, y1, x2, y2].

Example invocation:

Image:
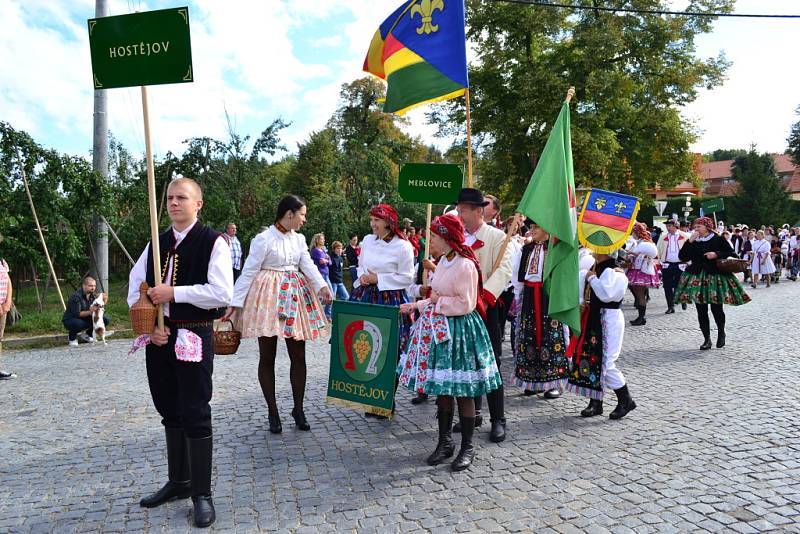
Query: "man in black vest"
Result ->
[[127, 178, 233, 528]]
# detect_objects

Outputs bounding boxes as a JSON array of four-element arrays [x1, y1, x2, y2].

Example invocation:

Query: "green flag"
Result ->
[[517, 100, 581, 335]]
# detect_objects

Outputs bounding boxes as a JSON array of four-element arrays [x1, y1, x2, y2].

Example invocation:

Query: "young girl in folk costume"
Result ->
[[228, 195, 333, 434], [566, 247, 637, 420], [625, 222, 660, 326], [510, 219, 569, 397], [398, 214, 502, 471], [350, 203, 416, 419], [674, 217, 750, 350]]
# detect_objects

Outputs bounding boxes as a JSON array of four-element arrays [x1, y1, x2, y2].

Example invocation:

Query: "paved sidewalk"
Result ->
[[1, 282, 799, 533]]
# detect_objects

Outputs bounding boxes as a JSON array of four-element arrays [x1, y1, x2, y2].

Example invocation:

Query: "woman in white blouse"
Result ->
[[227, 195, 333, 434], [749, 230, 775, 288], [349, 203, 415, 418]]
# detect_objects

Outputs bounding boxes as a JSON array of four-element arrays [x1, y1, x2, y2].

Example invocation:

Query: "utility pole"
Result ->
[[92, 0, 109, 293]]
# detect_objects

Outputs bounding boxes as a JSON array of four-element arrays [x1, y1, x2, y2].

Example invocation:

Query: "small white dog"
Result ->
[[90, 293, 107, 345]]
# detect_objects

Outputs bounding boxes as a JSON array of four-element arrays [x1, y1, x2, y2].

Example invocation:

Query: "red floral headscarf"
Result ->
[[693, 216, 716, 233], [369, 204, 407, 241], [632, 221, 652, 242], [430, 214, 486, 317]]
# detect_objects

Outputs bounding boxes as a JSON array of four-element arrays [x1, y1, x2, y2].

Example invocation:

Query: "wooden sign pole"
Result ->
[[141, 85, 164, 330]]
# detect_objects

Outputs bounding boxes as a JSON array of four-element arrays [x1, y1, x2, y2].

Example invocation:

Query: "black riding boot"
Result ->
[[426, 410, 455, 465], [187, 435, 216, 528], [486, 387, 506, 443], [609, 385, 637, 420], [139, 427, 191, 508], [453, 396, 482, 432], [451, 416, 475, 471], [580, 399, 603, 417], [700, 323, 712, 350]]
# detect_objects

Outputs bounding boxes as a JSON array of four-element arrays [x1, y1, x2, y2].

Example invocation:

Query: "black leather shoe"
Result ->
[[268, 413, 282, 434], [140, 481, 191, 508], [716, 332, 726, 348], [609, 385, 636, 420], [411, 393, 429, 405], [665, 308, 675, 314], [488, 419, 506, 443], [192, 495, 216, 528], [426, 410, 455, 465], [700, 338, 712, 350], [681, 303, 687, 310], [291, 409, 310, 431], [543, 389, 562, 399], [629, 316, 646, 326], [140, 428, 191, 508], [523, 390, 536, 396], [580, 399, 603, 417]]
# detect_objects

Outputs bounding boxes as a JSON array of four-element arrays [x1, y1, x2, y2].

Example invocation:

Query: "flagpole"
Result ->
[[465, 88, 473, 188], [422, 203, 433, 289], [565, 86, 575, 104]]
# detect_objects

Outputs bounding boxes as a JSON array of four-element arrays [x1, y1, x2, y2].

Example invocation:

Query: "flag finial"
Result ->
[[565, 86, 576, 104]]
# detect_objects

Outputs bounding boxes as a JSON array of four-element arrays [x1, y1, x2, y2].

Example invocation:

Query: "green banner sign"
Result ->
[[701, 197, 725, 214], [326, 301, 399, 417], [88, 7, 193, 89], [398, 163, 463, 204]]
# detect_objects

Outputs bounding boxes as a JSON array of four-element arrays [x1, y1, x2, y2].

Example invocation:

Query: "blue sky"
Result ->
[[1, 0, 798, 163]]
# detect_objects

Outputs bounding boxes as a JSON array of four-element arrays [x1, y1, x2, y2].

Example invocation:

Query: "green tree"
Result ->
[[729, 150, 792, 227], [428, 0, 733, 207], [788, 106, 800, 166], [705, 148, 748, 162]]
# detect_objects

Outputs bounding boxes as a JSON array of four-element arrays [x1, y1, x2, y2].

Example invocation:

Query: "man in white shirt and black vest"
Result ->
[[127, 178, 233, 528], [656, 219, 689, 314], [455, 188, 514, 443]]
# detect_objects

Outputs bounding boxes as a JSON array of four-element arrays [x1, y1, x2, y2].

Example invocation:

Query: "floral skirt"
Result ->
[[398, 309, 502, 398], [627, 268, 661, 288], [675, 271, 751, 306], [349, 285, 412, 353], [235, 270, 327, 341]]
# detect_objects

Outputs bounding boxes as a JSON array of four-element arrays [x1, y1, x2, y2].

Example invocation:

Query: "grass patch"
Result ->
[[5, 279, 132, 339]]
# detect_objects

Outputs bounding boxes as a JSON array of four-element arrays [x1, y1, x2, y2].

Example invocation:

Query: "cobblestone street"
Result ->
[[1, 282, 799, 533]]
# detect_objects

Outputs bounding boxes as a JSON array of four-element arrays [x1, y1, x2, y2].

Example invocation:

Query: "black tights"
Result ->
[[257, 336, 307, 416], [630, 285, 648, 308], [695, 303, 725, 336], [437, 395, 475, 418]]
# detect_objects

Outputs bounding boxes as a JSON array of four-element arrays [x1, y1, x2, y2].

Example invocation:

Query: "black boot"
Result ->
[[426, 410, 455, 465], [487, 388, 506, 443], [609, 385, 637, 420], [700, 324, 712, 350], [580, 399, 603, 417], [715, 315, 726, 348], [451, 416, 475, 471], [453, 401, 482, 432], [187, 436, 216, 528], [268, 412, 282, 434], [291, 408, 310, 431], [629, 305, 646, 326], [140, 427, 191, 508]]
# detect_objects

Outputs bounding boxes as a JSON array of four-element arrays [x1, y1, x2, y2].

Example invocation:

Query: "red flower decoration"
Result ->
[[286, 318, 295, 326], [405, 361, 412, 368], [281, 283, 289, 290], [306, 305, 312, 312], [420, 361, 428, 370], [422, 335, 431, 344]]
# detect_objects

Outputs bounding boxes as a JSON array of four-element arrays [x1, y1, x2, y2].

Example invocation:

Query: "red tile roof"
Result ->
[[698, 154, 800, 195]]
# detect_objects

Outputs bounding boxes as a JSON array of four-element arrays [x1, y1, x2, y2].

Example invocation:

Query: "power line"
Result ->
[[491, 0, 800, 19]]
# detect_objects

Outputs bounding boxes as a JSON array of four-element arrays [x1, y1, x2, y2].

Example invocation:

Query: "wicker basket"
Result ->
[[716, 258, 749, 274], [213, 319, 241, 355], [130, 282, 157, 335]]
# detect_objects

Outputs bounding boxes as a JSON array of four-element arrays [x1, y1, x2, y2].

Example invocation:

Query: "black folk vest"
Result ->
[[145, 222, 225, 321], [590, 258, 622, 309]]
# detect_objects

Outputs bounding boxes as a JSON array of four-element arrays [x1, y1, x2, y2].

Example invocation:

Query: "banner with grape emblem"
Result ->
[[326, 301, 400, 417]]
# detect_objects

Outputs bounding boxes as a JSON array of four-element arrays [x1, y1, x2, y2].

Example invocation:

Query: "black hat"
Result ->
[[456, 188, 490, 207], [665, 219, 677, 227]]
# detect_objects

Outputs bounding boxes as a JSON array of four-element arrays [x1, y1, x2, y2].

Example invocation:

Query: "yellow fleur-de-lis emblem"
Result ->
[[411, 0, 445, 35], [614, 201, 627, 214], [594, 197, 607, 210], [354, 333, 370, 365]]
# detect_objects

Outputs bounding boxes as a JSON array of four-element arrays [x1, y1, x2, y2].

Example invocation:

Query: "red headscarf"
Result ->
[[632, 221, 652, 242], [430, 214, 486, 317], [369, 204, 407, 241], [693, 216, 716, 233]]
